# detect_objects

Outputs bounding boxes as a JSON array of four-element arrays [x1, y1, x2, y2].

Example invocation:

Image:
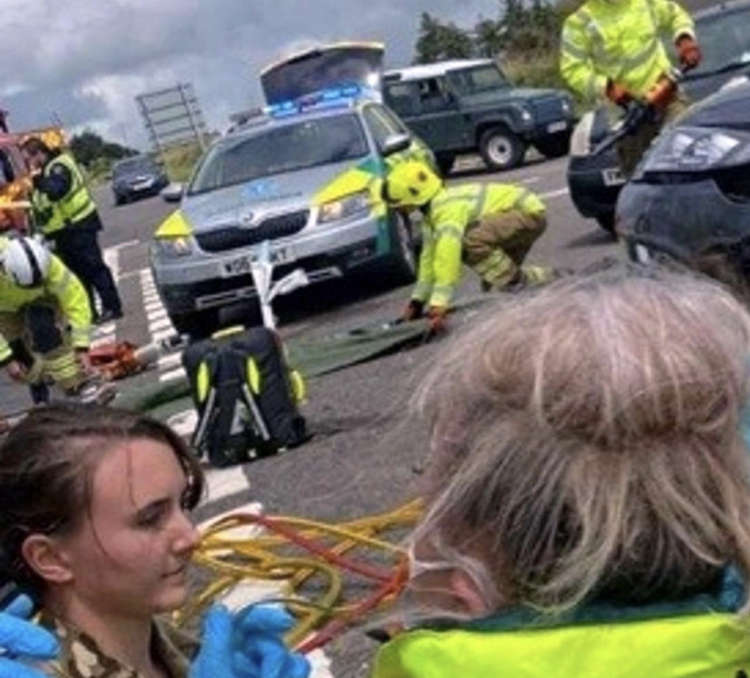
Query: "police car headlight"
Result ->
[[154, 237, 193, 258], [642, 126, 750, 172], [520, 107, 533, 124], [318, 190, 371, 224], [561, 97, 573, 115]]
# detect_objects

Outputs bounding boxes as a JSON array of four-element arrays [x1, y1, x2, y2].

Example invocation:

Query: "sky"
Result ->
[[1, 1, 499, 150]]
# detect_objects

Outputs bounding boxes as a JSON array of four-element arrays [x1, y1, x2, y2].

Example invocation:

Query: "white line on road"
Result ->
[[159, 366, 186, 382], [540, 187, 570, 199], [149, 317, 173, 333]]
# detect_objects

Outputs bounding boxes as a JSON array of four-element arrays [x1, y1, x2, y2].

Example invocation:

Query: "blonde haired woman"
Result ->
[[374, 268, 750, 677]]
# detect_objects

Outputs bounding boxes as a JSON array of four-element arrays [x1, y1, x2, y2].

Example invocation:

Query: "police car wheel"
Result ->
[[384, 211, 417, 286], [480, 126, 525, 171], [596, 213, 616, 233]]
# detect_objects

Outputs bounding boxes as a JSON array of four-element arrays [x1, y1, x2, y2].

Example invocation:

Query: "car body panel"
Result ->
[[616, 79, 750, 260]]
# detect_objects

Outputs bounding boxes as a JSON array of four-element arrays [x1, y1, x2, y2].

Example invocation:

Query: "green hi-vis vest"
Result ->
[[372, 613, 750, 678], [32, 153, 97, 235]]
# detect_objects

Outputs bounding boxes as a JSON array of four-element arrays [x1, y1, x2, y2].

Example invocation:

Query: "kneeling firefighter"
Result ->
[[382, 161, 552, 334], [0, 235, 115, 404]]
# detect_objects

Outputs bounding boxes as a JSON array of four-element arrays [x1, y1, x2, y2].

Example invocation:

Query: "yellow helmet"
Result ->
[[383, 161, 442, 207]]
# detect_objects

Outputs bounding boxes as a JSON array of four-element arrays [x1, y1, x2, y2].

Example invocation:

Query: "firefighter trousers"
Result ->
[[616, 92, 690, 177], [0, 303, 83, 390], [462, 210, 547, 288]]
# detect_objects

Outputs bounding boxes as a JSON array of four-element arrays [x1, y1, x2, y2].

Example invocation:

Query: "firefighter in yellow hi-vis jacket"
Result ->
[[382, 161, 552, 334], [560, 0, 700, 176], [0, 235, 115, 404]]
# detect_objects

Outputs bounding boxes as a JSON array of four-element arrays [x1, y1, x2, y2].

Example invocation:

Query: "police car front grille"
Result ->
[[532, 97, 565, 125], [196, 210, 310, 252]]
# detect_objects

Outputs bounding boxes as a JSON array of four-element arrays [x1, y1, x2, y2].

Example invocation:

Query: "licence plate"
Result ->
[[602, 168, 626, 186], [223, 246, 295, 277], [132, 180, 154, 190], [547, 120, 567, 133]]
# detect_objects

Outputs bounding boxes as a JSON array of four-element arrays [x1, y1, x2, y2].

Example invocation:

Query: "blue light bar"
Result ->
[[266, 83, 376, 119]]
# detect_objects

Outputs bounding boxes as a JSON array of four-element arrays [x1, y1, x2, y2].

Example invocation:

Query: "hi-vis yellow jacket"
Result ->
[[560, 0, 695, 102], [372, 612, 750, 678], [0, 238, 91, 363], [30, 152, 97, 235], [413, 183, 545, 308]]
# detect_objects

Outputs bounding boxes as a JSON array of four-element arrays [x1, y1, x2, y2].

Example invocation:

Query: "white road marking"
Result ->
[[159, 366, 186, 382], [540, 187, 570, 199], [149, 316, 173, 333]]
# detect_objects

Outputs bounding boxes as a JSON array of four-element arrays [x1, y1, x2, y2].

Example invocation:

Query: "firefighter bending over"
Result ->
[[382, 161, 552, 334], [0, 235, 115, 404]]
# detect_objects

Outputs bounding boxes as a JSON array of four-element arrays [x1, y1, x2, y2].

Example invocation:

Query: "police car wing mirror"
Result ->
[[161, 183, 184, 203], [381, 133, 411, 157], [270, 268, 309, 301]]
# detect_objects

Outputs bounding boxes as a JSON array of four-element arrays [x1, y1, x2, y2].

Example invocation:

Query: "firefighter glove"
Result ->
[[403, 299, 424, 321], [645, 75, 677, 111], [676, 35, 701, 70], [605, 80, 632, 107]]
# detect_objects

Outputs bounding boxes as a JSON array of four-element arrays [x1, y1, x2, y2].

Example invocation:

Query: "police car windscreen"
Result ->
[[188, 114, 368, 195]]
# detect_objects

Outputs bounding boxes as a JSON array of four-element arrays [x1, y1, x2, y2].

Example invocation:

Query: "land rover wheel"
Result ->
[[479, 126, 526, 171]]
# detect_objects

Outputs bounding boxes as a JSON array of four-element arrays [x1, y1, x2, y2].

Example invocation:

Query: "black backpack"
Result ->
[[182, 326, 307, 467]]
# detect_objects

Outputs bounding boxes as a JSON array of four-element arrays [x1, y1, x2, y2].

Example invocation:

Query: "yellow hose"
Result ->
[[178, 499, 422, 645]]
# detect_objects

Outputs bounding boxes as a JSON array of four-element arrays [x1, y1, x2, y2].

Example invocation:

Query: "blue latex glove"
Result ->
[[191, 604, 310, 678], [0, 593, 59, 678]]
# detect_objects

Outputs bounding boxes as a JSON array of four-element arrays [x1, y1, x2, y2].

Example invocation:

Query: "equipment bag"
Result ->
[[182, 326, 307, 467]]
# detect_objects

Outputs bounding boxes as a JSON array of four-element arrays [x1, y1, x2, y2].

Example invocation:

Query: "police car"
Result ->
[[150, 67, 435, 336]]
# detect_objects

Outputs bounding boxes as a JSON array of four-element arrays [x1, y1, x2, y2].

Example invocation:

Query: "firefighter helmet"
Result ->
[[1, 236, 51, 287], [382, 161, 442, 207]]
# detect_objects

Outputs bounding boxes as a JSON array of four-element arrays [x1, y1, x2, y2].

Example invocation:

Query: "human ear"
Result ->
[[21, 535, 74, 585]]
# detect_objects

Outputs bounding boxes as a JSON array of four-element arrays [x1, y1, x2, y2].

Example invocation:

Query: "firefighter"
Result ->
[[20, 137, 123, 324], [382, 161, 552, 334], [0, 235, 115, 404], [560, 0, 701, 176]]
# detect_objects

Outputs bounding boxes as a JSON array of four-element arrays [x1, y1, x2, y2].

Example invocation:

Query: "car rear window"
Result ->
[[188, 113, 368, 195]]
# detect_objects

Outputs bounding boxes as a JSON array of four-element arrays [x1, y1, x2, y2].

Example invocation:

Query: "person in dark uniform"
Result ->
[[20, 137, 122, 324]]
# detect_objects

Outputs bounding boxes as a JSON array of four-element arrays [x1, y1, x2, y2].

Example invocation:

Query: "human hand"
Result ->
[[676, 35, 701, 69], [402, 299, 424, 322], [0, 593, 60, 678], [426, 306, 448, 336], [5, 360, 27, 383], [605, 80, 633, 107], [190, 604, 310, 678]]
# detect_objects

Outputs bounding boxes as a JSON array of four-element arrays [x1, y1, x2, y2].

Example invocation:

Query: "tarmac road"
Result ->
[[0, 153, 623, 676]]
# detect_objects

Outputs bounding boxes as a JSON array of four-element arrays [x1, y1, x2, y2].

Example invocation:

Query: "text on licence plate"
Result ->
[[547, 121, 567, 133], [223, 246, 295, 276], [602, 168, 626, 186]]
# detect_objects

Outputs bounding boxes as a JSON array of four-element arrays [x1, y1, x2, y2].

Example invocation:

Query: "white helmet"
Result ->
[[1, 236, 52, 287]]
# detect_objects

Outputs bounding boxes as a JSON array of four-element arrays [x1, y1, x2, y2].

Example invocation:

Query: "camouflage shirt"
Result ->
[[36, 612, 198, 678]]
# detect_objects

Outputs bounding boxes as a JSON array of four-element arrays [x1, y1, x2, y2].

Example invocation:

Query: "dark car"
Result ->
[[567, 0, 750, 232], [383, 59, 576, 174], [616, 78, 750, 264], [111, 154, 169, 205]]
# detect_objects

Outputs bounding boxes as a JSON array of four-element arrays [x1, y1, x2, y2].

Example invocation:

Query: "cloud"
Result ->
[[0, 0, 498, 149]]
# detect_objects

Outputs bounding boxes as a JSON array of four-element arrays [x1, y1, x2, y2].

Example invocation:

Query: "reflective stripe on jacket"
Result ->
[[33, 153, 97, 235], [0, 237, 92, 360], [372, 612, 750, 678], [413, 183, 546, 308], [560, 0, 695, 101]]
